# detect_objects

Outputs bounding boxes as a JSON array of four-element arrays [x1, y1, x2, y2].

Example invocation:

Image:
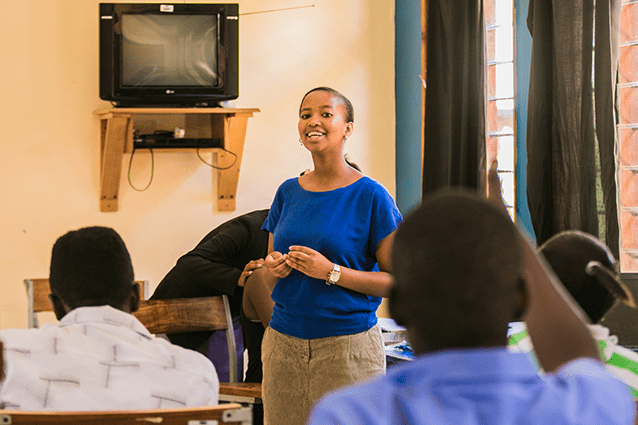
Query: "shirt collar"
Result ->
[[57, 305, 153, 339], [388, 347, 540, 386]]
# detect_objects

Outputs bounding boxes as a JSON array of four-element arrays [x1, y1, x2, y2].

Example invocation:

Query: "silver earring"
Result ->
[[299, 138, 303, 145]]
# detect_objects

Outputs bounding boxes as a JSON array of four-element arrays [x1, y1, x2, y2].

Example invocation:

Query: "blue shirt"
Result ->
[[263, 176, 402, 339], [307, 348, 636, 425]]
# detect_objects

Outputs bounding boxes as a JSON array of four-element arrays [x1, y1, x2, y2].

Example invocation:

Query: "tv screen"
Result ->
[[100, 3, 238, 107]]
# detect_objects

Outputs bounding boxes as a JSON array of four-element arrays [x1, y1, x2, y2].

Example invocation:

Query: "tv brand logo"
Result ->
[[160, 5, 174, 13]]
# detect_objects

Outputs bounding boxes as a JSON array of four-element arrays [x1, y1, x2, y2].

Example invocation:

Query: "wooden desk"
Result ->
[[94, 107, 259, 212], [219, 382, 262, 402], [219, 382, 263, 425]]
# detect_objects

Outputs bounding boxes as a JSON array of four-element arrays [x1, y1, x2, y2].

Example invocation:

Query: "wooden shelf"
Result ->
[[94, 107, 259, 213]]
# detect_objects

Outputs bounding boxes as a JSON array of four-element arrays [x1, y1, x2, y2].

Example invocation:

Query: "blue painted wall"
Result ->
[[515, 0, 535, 240], [394, 0, 422, 216]]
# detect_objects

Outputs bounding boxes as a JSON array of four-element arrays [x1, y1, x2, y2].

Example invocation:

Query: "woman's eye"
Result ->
[[322, 113, 332, 118], [300, 114, 310, 119]]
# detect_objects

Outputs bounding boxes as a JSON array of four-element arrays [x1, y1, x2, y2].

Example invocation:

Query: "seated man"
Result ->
[[509, 230, 638, 396], [0, 226, 219, 411], [150, 209, 270, 383], [307, 174, 635, 423]]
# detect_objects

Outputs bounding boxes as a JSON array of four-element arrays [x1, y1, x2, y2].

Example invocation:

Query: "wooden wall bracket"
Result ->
[[94, 107, 259, 212]]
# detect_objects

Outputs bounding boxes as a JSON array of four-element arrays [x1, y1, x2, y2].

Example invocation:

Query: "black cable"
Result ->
[[127, 147, 154, 191], [197, 147, 238, 170]]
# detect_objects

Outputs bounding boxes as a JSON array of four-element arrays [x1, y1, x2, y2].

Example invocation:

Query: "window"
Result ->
[[485, 0, 516, 219], [619, 0, 638, 272]]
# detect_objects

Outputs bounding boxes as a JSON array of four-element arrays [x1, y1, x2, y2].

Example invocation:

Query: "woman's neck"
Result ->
[[300, 156, 361, 192]]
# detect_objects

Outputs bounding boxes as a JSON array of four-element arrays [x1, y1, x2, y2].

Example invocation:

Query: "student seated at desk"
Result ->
[[307, 168, 636, 425], [0, 226, 219, 410], [151, 209, 270, 383], [508, 230, 638, 397]]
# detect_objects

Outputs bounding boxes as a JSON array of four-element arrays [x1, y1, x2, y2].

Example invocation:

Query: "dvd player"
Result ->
[[133, 137, 223, 149]]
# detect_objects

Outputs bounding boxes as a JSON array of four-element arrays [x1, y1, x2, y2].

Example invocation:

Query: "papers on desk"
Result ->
[[379, 318, 413, 365], [378, 317, 407, 345], [385, 342, 414, 362]]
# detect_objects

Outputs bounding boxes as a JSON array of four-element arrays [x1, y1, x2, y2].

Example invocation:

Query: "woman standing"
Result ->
[[261, 87, 403, 424]]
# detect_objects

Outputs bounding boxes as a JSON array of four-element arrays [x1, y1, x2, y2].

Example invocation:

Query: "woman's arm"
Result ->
[[286, 232, 396, 298], [262, 233, 292, 290]]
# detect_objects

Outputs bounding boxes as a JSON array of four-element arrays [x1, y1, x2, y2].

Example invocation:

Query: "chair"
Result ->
[[24, 278, 149, 329], [133, 296, 238, 384], [0, 403, 252, 424], [132, 297, 263, 425]]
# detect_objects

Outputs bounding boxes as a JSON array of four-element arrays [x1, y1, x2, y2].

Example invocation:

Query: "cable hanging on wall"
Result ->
[[197, 147, 238, 170], [127, 147, 154, 192], [126, 145, 238, 192]]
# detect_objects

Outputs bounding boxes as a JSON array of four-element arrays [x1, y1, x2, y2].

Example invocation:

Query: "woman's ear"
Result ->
[[345, 122, 354, 139]]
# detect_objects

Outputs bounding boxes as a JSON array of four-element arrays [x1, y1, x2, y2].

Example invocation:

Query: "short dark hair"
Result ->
[[539, 230, 620, 323], [49, 226, 135, 310], [300, 87, 354, 123], [391, 191, 522, 350]]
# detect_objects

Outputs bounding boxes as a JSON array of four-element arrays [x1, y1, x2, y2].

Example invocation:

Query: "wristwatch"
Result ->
[[326, 264, 341, 285]]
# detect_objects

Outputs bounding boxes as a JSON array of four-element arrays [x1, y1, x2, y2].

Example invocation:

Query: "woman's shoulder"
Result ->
[[274, 177, 301, 194], [353, 176, 395, 199]]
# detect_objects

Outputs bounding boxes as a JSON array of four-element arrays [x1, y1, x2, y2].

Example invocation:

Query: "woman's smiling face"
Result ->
[[298, 90, 353, 153]]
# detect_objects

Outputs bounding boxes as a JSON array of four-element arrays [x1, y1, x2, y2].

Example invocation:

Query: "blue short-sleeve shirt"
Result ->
[[308, 349, 636, 425], [263, 176, 403, 339]]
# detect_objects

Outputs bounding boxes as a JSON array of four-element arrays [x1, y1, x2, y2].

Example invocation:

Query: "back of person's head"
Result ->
[[390, 190, 525, 353], [49, 226, 135, 312], [538, 230, 634, 323]]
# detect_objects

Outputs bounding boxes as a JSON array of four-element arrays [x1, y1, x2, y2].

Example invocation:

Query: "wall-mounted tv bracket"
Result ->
[[94, 107, 259, 212]]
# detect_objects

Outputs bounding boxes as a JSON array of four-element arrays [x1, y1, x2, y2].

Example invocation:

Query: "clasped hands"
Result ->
[[264, 246, 333, 281]]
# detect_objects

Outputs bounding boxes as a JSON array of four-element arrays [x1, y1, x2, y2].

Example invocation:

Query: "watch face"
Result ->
[[329, 270, 340, 283]]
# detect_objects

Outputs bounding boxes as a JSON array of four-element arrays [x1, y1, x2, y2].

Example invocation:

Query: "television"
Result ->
[[99, 3, 239, 107]]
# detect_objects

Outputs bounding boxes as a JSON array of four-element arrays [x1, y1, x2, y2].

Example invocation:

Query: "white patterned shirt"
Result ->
[[0, 306, 219, 410]]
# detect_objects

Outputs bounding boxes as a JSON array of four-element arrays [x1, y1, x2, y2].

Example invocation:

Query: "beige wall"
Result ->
[[0, 0, 396, 328]]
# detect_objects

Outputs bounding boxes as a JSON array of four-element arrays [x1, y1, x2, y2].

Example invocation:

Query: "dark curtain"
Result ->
[[526, 0, 621, 257], [422, 0, 486, 196], [594, 0, 622, 259]]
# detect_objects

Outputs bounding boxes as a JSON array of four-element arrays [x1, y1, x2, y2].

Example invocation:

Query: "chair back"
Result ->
[[133, 296, 238, 383], [0, 403, 251, 424], [23, 278, 149, 329]]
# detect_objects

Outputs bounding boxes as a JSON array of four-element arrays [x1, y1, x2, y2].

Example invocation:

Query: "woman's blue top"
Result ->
[[263, 176, 403, 339]]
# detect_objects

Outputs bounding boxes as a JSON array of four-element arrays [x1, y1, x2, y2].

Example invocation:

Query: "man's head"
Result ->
[[49, 226, 139, 319], [538, 230, 632, 323], [389, 190, 526, 354]]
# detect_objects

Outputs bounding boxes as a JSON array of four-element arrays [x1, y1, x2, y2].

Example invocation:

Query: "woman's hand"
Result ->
[[237, 259, 264, 287], [264, 251, 292, 278], [286, 246, 332, 281]]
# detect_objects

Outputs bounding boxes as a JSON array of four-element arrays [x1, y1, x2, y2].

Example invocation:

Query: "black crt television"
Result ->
[[99, 3, 239, 107]]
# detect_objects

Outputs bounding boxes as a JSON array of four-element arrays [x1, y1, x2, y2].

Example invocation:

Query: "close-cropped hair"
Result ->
[[539, 230, 621, 323], [391, 191, 522, 348], [49, 226, 135, 310], [300, 86, 354, 124]]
